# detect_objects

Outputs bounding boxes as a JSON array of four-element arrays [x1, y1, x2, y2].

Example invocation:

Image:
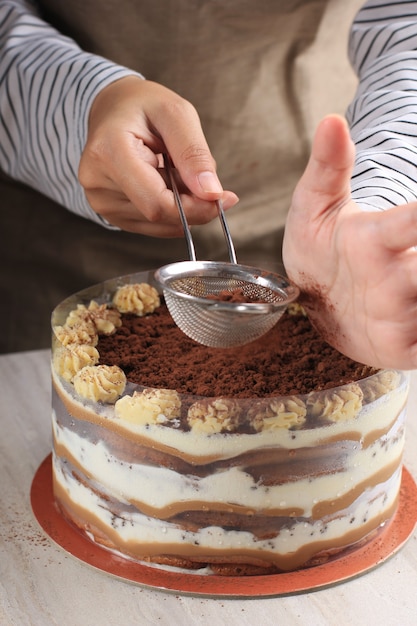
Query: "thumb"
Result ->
[[140, 81, 237, 204], [150, 93, 224, 200], [294, 114, 356, 213], [167, 143, 239, 209], [170, 145, 225, 199]]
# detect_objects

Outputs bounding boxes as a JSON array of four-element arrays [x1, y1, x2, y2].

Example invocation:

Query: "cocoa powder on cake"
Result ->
[[97, 302, 377, 398]]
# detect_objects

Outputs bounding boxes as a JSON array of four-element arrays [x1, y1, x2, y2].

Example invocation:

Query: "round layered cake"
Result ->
[[51, 271, 409, 576]]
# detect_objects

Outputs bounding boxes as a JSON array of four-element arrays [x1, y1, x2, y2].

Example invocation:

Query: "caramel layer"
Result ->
[[53, 410, 359, 483], [53, 440, 304, 518], [316, 405, 405, 449], [362, 408, 405, 448], [53, 381, 227, 465], [53, 473, 399, 572], [54, 434, 401, 522], [312, 456, 402, 519], [53, 377, 405, 467]]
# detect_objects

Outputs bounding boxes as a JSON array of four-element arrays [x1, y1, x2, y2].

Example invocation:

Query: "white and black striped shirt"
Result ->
[[1, 0, 417, 224], [348, 0, 417, 210], [0, 0, 141, 225]]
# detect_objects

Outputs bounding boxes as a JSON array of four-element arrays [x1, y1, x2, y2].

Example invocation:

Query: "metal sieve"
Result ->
[[154, 155, 299, 348]]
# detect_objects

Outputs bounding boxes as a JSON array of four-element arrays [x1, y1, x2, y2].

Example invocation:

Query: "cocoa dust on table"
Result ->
[[97, 302, 377, 398]]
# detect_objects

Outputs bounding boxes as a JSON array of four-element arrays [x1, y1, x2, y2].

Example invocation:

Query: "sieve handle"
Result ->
[[163, 153, 237, 264], [216, 199, 237, 264], [163, 153, 197, 261]]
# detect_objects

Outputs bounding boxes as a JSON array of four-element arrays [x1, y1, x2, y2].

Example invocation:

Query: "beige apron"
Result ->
[[1, 0, 362, 352]]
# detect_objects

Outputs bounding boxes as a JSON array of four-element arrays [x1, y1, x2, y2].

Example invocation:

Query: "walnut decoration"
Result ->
[[361, 370, 402, 403], [247, 396, 307, 431], [306, 384, 363, 423], [187, 398, 242, 434]]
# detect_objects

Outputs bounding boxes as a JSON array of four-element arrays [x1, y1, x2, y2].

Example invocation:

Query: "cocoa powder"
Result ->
[[206, 288, 268, 303], [97, 302, 377, 398]]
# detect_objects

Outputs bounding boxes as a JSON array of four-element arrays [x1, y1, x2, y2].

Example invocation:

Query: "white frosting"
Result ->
[[52, 369, 408, 459], [51, 365, 408, 568], [53, 453, 402, 557], [52, 406, 405, 516]]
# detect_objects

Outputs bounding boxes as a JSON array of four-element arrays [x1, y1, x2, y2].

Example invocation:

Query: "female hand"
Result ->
[[78, 76, 238, 236]]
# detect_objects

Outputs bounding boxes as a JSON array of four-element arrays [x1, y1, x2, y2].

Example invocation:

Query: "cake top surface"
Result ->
[[52, 281, 405, 438], [95, 298, 377, 398]]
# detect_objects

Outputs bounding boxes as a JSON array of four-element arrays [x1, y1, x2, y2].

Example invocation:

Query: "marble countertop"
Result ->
[[1, 349, 417, 626]]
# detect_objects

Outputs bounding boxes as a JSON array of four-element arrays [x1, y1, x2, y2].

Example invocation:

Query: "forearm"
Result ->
[[347, 0, 417, 210], [0, 0, 141, 223]]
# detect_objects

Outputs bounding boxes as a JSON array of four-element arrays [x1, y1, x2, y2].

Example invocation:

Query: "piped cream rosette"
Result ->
[[53, 283, 159, 401]]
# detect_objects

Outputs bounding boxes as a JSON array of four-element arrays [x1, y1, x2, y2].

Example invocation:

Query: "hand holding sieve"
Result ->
[[154, 155, 299, 348]]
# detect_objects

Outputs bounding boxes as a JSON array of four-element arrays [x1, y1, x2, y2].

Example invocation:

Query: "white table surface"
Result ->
[[1, 349, 417, 626]]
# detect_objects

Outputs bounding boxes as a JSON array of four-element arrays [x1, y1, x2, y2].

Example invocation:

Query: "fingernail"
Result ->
[[198, 171, 223, 194]]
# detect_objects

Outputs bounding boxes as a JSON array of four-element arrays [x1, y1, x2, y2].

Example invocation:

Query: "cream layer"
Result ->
[[52, 407, 405, 517], [52, 370, 408, 462], [53, 454, 401, 571]]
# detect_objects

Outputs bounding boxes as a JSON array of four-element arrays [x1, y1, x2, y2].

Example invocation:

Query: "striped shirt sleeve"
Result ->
[[2, 1, 417, 223], [348, 0, 417, 211], [0, 0, 141, 225]]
